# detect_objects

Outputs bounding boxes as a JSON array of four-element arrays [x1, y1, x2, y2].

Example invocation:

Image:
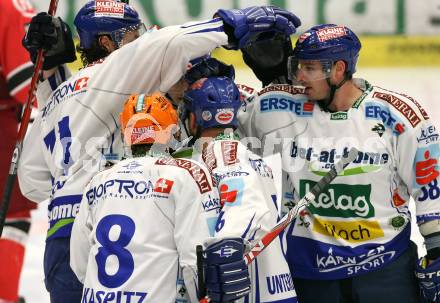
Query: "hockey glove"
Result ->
[[215, 6, 301, 50], [22, 12, 76, 70], [185, 58, 235, 85], [204, 238, 251, 302], [415, 257, 440, 302]]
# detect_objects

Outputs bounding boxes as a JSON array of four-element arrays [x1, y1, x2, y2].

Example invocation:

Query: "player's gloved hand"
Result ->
[[22, 12, 76, 70], [204, 238, 250, 302], [215, 6, 301, 50], [185, 58, 235, 84], [415, 257, 440, 302]]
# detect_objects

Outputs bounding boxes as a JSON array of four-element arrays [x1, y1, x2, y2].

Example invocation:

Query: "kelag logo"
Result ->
[[299, 180, 374, 218], [260, 95, 314, 117]]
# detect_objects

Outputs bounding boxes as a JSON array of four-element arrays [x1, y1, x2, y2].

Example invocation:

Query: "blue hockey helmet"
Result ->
[[183, 76, 241, 129], [74, 0, 145, 49], [288, 24, 361, 80]]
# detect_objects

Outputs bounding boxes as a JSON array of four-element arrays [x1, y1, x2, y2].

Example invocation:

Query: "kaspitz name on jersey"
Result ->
[[81, 287, 147, 303], [42, 77, 89, 118]]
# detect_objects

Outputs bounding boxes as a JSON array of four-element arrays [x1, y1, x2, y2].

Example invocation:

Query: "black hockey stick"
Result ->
[[199, 147, 359, 303], [0, 0, 59, 236], [196, 245, 206, 300]]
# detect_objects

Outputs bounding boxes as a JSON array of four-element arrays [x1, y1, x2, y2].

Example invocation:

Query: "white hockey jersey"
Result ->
[[70, 155, 219, 303], [17, 19, 229, 240], [237, 79, 440, 280], [181, 135, 297, 302]]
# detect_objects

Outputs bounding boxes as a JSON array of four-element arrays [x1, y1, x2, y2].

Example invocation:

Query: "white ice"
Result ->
[[19, 67, 440, 301]]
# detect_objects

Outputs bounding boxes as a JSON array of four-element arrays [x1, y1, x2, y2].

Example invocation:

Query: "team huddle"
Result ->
[[13, 1, 440, 303]]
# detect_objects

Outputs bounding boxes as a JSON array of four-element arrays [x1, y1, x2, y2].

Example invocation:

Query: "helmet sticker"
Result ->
[[202, 111, 212, 121], [298, 32, 311, 43], [215, 109, 234, 124], [95, 0, 125, 18], [316, 26, 347, 42]]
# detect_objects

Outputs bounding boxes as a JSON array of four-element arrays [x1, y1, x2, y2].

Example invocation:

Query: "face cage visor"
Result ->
[[287, 56, 334, 82], [110, 23, 147, 48]]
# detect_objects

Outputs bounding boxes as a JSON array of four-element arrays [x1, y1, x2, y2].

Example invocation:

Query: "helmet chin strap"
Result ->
[[318, 76, 348, 112]]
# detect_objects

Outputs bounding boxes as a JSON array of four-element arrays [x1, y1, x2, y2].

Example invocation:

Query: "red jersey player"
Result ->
[[0, 0, 36, 302]]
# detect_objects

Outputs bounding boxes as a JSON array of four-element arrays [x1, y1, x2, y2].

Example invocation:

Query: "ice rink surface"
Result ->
[[19, 67, 440, 301]]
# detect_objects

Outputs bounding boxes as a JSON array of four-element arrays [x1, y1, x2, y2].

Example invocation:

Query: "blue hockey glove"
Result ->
[[204, 238, 250, 303], [216, 6, 301, 49], [22, 12, 76, 70], [416, 257, 440, 302], [185, 58, 235, 84]]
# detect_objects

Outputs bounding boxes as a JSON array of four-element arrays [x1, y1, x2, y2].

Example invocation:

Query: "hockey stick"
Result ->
[[196, 245, 206, 300], [199, 147, 359, 302], [0, 0, 59, 236]]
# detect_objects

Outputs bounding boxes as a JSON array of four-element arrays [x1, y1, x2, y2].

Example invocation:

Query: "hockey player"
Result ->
[[237, 23, 440, 303], [17, 2, 301, 302], [70, 93, 250, 303], [181, 76, 297, 302], [0, 1, 38, 302]]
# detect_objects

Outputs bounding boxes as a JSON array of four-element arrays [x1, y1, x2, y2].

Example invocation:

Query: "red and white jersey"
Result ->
[[70, 155, 217, 303], [0, 0, 36, 219], [237, 80, 440, 279], [197, 137, 297, 302], [17, 19, 228, 240], [0, 0, 34, 104]]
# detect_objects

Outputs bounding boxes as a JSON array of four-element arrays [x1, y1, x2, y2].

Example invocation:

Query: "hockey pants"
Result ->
[[293, 241, 422, 303], [44, 237, 83, 303]]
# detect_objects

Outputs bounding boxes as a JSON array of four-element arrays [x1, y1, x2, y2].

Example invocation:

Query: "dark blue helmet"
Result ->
[[74, 0, 143, 49], [183, 77, 241, 129], [185, 56, 235, 85], [292, 24, 361, 75]]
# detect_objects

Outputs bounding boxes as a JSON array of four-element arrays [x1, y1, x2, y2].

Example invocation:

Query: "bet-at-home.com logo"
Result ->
[[300, 180, 374, 218]]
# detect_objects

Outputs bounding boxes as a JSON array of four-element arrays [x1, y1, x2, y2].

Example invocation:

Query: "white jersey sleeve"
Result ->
[[391, 94, 440, 224], [17, 113, 52, 203], [89, 19, 228, 97]]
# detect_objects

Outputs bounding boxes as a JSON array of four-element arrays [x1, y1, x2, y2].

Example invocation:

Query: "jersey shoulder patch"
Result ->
[[371, 86, 429, 128], [258, 84, 306, 96], [155, 157, 212, 193]]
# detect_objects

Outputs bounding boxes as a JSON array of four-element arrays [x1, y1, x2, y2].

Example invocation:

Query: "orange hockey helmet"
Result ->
[[120, 93, 178, 146]]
